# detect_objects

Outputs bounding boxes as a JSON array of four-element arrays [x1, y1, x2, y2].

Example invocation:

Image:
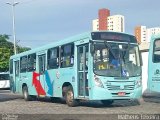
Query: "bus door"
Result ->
[[14, 60, 20, 92], [149, 38, 160, 92], [38, 54, 46, 96], [77, 44, 89, 97]]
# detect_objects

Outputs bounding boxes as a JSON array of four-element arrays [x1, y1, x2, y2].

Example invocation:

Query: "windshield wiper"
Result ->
[[104, 41, 117, 59], [123, 42, 130, 60]]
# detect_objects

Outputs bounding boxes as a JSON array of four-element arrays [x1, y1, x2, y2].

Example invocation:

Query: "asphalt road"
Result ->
[[0, 90, 160, 120]]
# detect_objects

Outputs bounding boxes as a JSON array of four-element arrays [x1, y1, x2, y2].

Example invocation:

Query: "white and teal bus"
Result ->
[[148, 35, 160, 94], [10, 31, 142, 106]]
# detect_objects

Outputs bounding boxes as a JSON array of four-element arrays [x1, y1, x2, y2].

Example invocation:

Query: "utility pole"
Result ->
[[6, 0, 19, 55]]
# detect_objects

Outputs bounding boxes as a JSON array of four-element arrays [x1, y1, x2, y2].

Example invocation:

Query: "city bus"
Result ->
[[148, 34, 160, 93], [10, 31, 142, 107], [0, 72, 10, 89]]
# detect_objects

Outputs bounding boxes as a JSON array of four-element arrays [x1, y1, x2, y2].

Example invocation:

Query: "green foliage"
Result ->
[[17, 46, 31, 53], [0, 34, 30, 72], [0, 34, 13, 72]]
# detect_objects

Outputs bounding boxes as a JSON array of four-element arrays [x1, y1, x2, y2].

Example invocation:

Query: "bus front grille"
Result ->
[[106, 85, 134, 90]]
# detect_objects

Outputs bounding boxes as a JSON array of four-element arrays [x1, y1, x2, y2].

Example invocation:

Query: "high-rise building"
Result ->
[[92, 8, 125, 32], [107, 15, 125, 32], [147, 27, 160, 42], [134, 26, 147, 44], [98, 8, 110, 30], [134, 26, 160, 43], [92, 19, 99, 31]]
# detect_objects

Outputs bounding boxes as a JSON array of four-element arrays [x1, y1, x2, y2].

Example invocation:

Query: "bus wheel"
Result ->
[[65, 86, 79, 107], [22, 86, 31, 101], [101, 100, 114, 106], [51, 97, 60, 103]]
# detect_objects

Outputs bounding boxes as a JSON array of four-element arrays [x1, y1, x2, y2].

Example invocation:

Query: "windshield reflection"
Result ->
[[93, 42, 141, 77]]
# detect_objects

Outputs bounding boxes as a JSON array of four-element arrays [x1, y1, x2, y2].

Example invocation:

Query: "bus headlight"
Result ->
[[135, 80, 142, 88], [94, 77, 104, 88]]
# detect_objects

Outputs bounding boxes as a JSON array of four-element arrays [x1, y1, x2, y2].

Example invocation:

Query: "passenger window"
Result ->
[[61, 43, 74, 68], [15, 61, 19, 76], [9, 59, 13, 74], [28, 53, 36, 72], [153, 39, 160, 63], [20, 56, 27, 73], [48, 47, 59, 69], [79, 47, 83, 71]]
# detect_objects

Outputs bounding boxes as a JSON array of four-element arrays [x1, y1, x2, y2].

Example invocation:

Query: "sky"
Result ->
[[0, 0, 160, 48]]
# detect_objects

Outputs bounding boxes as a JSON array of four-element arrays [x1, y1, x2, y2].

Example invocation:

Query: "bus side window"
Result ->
[[20, 56, 27, 73], [79, 47, 83, 70], [28, 53, 36, 72], [10, 59, 13, 74], [85, 45, 89, 70], [153, 39, 160, 63], [61, 43, 74, 68], [47, 47, 59, 69], [15, 61, 19, 76]]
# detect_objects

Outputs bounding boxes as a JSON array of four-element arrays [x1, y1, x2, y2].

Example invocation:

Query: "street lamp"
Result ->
[[6, 0, 19, 55]]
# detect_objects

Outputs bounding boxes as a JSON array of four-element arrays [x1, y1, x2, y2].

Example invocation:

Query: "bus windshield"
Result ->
[[0, 74, 9, 80], [93, 42, 141, 77]]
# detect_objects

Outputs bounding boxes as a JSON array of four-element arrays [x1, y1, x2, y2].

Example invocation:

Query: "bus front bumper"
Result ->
[[91, 86, 142, 100]]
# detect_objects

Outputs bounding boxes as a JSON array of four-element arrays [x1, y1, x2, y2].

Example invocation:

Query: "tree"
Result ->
[[0, 35, 14, 72], [17, 46, 31, 53], [0, 34, 30, 72]]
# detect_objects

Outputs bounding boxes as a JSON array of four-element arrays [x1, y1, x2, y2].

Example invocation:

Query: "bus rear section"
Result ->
[[148, 36, 160, 93], [0, 72, 10, 89]]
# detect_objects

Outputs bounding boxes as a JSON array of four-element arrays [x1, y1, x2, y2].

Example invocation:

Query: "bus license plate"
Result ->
[[118, 92, 126, 96]]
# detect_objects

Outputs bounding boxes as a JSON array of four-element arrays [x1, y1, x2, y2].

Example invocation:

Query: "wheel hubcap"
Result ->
[[24, 90, 27, 99], [67, 90, 73, 103]]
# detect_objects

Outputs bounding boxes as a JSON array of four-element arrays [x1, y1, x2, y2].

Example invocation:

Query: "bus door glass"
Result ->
[[38, 54, 46, 96], [77, 44, 89, 97], [151, 39, 160, 92], [14, 60, 20, 92]]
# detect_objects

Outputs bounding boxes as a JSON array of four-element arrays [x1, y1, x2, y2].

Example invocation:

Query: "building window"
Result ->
[[60, 43, 74, 68]]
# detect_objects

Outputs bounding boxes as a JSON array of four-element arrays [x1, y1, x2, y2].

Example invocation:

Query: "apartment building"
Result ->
[[92, 8, 125, 32]]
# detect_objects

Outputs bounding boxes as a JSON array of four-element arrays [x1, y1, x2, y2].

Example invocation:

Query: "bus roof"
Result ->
[[10, 31, 136, 59]]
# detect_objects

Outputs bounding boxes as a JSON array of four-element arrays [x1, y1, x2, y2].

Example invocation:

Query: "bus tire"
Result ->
[[65, 86, 79, 107], [51, 97, 60, 103], [101, 100, 114, 106], [134, 99, 141, 105], [22, 86, 31, 101]]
